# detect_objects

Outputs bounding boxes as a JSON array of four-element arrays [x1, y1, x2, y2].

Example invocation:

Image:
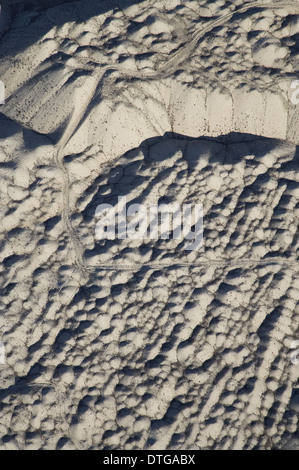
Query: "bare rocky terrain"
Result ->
[[0, 0, 298, 450]]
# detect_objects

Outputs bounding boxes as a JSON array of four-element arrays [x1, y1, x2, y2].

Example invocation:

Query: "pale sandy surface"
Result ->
[[0, 0, 298, 450]]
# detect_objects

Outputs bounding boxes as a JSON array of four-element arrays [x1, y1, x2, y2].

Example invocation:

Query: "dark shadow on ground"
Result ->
[[78, 131, 298, 265], [0, 0, 147, 58]]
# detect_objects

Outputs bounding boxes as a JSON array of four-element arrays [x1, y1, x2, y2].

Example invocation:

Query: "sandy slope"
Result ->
[[0, 0, 298, 450]]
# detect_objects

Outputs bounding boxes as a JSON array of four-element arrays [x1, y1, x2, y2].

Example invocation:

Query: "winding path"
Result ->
[[54, 0, 299, 274]]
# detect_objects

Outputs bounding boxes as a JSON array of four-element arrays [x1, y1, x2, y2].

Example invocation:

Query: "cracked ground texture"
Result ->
[[0, 0, 299, 450]]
